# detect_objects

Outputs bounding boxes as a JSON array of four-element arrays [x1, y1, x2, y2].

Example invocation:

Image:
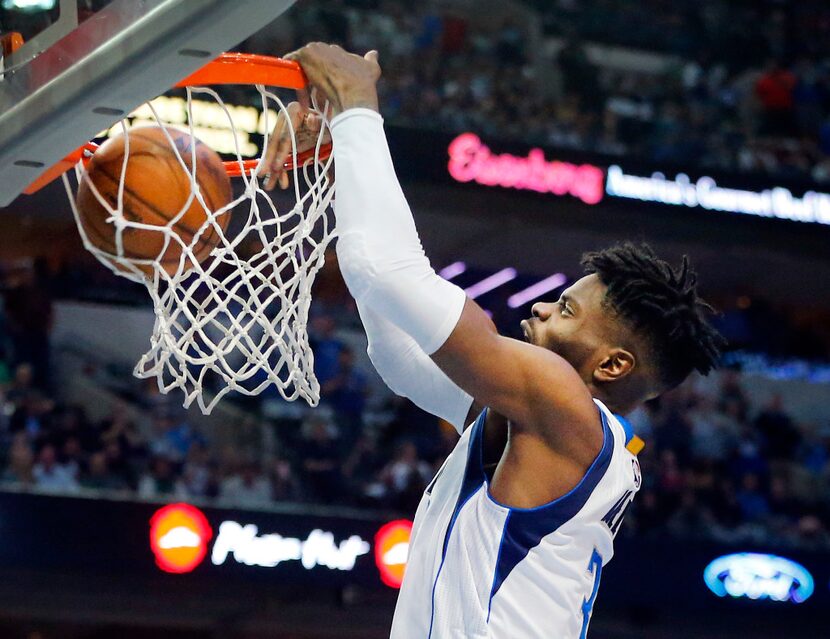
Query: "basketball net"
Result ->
[[62, 85, 335, 414]]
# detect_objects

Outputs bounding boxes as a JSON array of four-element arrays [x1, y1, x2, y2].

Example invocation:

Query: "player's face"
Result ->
[[520, 274, 613, 378]]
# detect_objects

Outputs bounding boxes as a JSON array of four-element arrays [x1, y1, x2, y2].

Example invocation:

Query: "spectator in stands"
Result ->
[[219, 460, 272, 508], [99, 404, 147, 464], [1, 434, 34, 488], [268, 456, 302, 502], [59, 435, 83, 480], [342, 433, 386, 505], [766, 474, 801, 532], [148, 411, 204, 462], [688, 395, 738, 462], [176, 440, 215, 499], [736, 472, 770, 522], [321, 346, 369, 444], [666, 488, 715, 539], [137, 455, 176, 498], [795, 515, 830, 551], [101, 438, 136, 490], [710, 477, 743, 534], [755, 395, 801, 463], [755, 59, 798, 137], [379, 440, 433, 511], [50, 405, 96, 454], [6, 362, 35, 406], [80, 451, 128, 492], [2, 260, 54, 390], [9, 393, 54, 446], [298, 412, 343, 503], [33, 443, 78, 493], [309, 314, 346, 387]]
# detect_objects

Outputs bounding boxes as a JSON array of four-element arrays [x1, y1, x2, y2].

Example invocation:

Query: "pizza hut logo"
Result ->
[[149, 503, 212, 574], [374, 520, 412, 589]]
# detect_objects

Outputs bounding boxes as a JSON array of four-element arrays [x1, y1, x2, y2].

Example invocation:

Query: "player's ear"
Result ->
[[593, 348, 635, 383]]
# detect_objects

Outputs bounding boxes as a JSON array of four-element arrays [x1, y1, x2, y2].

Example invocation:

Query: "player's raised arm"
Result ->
[[359, 303, 475, 432], [261, 82, 475, 433], [271, 43, 601, 452]]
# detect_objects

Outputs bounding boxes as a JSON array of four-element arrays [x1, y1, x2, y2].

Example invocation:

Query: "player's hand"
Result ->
[[284, 42, 381, 117], [262, 101, 331, 191]]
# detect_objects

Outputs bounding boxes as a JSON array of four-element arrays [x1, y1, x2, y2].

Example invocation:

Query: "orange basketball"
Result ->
[[75, 126, 233, 276]]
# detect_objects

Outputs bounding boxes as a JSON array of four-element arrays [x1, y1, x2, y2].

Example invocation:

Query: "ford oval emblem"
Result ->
[[703, 553, 814, 603]]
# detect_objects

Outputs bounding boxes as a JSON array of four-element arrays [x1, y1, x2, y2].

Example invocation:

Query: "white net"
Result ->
[[62, 84, 335, 414]]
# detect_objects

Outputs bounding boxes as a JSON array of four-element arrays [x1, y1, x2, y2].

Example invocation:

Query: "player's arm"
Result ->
[[261, 100, 476, 432], [266, 44, 600, 450], [431, 299, 598, 446], [359, 301, 476, 432]]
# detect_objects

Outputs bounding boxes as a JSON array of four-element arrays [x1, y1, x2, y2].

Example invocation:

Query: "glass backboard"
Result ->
[[0, 0, 296, 206]]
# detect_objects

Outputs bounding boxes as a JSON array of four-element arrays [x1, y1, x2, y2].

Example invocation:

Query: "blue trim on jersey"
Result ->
[[441, 408, 488, 556], [487, 511, 511, 623], [486, 409, 615, 607], [615, 413, 636, 446], [428, 409, 489, 639]]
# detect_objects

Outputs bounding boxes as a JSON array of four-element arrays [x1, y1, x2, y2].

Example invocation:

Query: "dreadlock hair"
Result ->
[[581, 242, 725, 391]]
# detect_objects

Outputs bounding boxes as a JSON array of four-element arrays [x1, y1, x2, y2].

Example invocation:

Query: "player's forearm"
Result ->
[[331, 109, 466, 354], [358, 301, 473, 432]]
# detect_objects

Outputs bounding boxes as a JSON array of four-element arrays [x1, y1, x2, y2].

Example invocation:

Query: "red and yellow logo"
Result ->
[[374, 519, 412, 589], [149, 503, 212, 574]]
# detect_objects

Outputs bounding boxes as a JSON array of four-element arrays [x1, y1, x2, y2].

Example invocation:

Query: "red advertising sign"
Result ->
[[374, 519, 413, 589], [149, 503, 213, 574]]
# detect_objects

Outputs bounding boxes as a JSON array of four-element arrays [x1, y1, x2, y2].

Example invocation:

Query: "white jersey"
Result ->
[[390, 399, 642, 639]]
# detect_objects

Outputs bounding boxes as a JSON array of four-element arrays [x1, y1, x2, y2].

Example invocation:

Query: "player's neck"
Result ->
[[586, 383, 637, 416]]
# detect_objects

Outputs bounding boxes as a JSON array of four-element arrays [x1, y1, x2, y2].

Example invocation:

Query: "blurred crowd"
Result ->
[[0, 330, 456, 516], [627, 374, 830, 550], [245, 0, 830, 184], [4, 1, 830, 180], [2, 0, 830, 553], [1, 256, 830, 553]]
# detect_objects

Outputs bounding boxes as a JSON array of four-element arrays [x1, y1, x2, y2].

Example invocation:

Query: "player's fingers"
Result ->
[[265, 102, 306, 190], [285, 45, 317, 107], [286, 45, 337, 108], [364, 50, 382, 79], [262, 110, 286, 167], [263, 120, 288, 190]]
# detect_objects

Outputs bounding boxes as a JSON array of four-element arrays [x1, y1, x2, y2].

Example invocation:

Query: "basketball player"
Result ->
[[264, 44, 724, 638]]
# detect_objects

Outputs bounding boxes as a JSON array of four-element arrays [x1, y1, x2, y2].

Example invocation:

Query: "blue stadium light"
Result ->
[[703, 553, 814, 604], [1, 0, 57, 11]]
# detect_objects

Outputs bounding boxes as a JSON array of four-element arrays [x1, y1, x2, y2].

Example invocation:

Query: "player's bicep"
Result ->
[[431, 297, 596, 433]]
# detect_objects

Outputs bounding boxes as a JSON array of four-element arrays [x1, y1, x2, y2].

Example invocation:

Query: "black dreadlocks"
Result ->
[[581, 242, 725, 391]]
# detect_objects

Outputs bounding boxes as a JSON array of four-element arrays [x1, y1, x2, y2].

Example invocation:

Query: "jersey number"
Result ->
[[580, 549, 603, 639]]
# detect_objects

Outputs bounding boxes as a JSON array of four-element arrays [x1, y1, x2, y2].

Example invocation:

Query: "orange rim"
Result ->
[[176, 52, 308, 89], [23, 52, 331, 194]]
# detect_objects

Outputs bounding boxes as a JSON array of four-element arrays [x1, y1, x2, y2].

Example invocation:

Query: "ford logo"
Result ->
[[703, 553, 814, 603]]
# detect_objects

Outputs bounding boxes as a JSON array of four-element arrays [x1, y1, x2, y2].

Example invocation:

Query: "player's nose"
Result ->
[[531, 302, 553, 321]]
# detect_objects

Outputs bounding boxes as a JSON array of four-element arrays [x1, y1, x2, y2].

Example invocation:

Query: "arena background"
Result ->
[[1, 0, 830, 637]]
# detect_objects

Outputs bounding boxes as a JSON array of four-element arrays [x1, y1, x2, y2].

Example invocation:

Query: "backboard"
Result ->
[[0, 0, 297, 206]]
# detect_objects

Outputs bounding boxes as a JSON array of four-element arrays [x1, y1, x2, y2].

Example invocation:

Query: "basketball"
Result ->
[[75, 126, 233, 276]]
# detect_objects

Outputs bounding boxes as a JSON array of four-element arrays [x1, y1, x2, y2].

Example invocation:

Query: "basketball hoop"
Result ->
[[37, 53, 336, 414]]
